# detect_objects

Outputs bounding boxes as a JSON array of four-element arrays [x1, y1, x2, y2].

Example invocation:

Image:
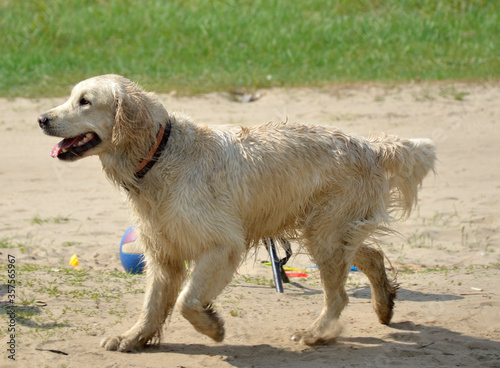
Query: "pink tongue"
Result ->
[[50, 136, 82, 158]]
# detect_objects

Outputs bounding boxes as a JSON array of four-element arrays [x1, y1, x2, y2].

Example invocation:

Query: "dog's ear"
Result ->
[[112, 81, 155, 146]]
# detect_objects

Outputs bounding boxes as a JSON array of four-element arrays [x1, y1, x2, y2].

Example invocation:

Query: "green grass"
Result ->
[[0, 264, 144, 339], [0, 236, 31, 251], [1, 0, 499, 97], [30, 214, 72, 225]]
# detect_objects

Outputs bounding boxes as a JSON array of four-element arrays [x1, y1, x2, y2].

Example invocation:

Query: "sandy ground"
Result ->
[[0, 82, 499, 367]]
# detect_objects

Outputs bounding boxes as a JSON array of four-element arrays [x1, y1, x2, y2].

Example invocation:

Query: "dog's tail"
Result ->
[[369, 135, 436, 218]]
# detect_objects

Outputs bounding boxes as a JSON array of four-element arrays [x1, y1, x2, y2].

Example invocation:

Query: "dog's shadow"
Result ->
[[277, 283, 465, 301], [231, 281, 466, 303], [349, 285, 464, 302], [135, 289, 497, 367], [143, 320, 500, 367]]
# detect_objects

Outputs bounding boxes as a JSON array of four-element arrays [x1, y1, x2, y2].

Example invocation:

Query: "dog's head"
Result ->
[[38, 74, 164, 161]]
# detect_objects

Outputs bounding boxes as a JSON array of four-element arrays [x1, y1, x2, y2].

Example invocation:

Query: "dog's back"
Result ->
[[214, 122, 436, 245]]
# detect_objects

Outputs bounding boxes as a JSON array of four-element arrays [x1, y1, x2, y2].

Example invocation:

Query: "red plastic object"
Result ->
[[286, 272, 308, 278]]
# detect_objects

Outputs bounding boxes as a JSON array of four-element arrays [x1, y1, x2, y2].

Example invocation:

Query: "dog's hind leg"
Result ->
[[292, 216, 379, 345], [353, 245, 398, 324], [101, 255, 187, 352], [291, 239, 351, 345], [178, 244, 244, 342]]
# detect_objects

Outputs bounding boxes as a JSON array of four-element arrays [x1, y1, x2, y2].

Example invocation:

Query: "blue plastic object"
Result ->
[[119, 226, 146, 274]]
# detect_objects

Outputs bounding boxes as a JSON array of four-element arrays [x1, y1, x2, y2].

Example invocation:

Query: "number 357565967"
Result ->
[[7, 255, 16, 303]]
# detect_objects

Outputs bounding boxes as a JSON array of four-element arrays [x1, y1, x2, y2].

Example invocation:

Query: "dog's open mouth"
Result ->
[[51, 132, 101, 160]]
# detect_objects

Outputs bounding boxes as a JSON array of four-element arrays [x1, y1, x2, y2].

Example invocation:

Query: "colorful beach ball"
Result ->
[[119, 226, 146, 274]]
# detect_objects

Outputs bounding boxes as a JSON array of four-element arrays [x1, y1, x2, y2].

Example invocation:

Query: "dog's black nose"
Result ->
[[38, 114, 50, 128]]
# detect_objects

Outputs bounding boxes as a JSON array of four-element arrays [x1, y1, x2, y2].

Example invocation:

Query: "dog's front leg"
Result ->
[[178, 245, 243, 342], [101, 256, 186, 352]]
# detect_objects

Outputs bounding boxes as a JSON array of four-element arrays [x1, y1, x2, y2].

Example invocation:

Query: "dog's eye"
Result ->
[[79, 98, 91, 106]]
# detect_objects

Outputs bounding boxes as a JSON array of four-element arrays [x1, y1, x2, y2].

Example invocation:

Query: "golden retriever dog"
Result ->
[[38, 74, 436, 352]]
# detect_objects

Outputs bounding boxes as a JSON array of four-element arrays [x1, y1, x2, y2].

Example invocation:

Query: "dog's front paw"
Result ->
[[101, 336, 122, 351], [291, 330, 326, 345], [291, 323, 341, 345], [100, 335, 144, 352]]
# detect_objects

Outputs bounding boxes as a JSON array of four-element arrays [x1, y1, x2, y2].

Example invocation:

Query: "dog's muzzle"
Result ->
[[38, 114, 50, 129]]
